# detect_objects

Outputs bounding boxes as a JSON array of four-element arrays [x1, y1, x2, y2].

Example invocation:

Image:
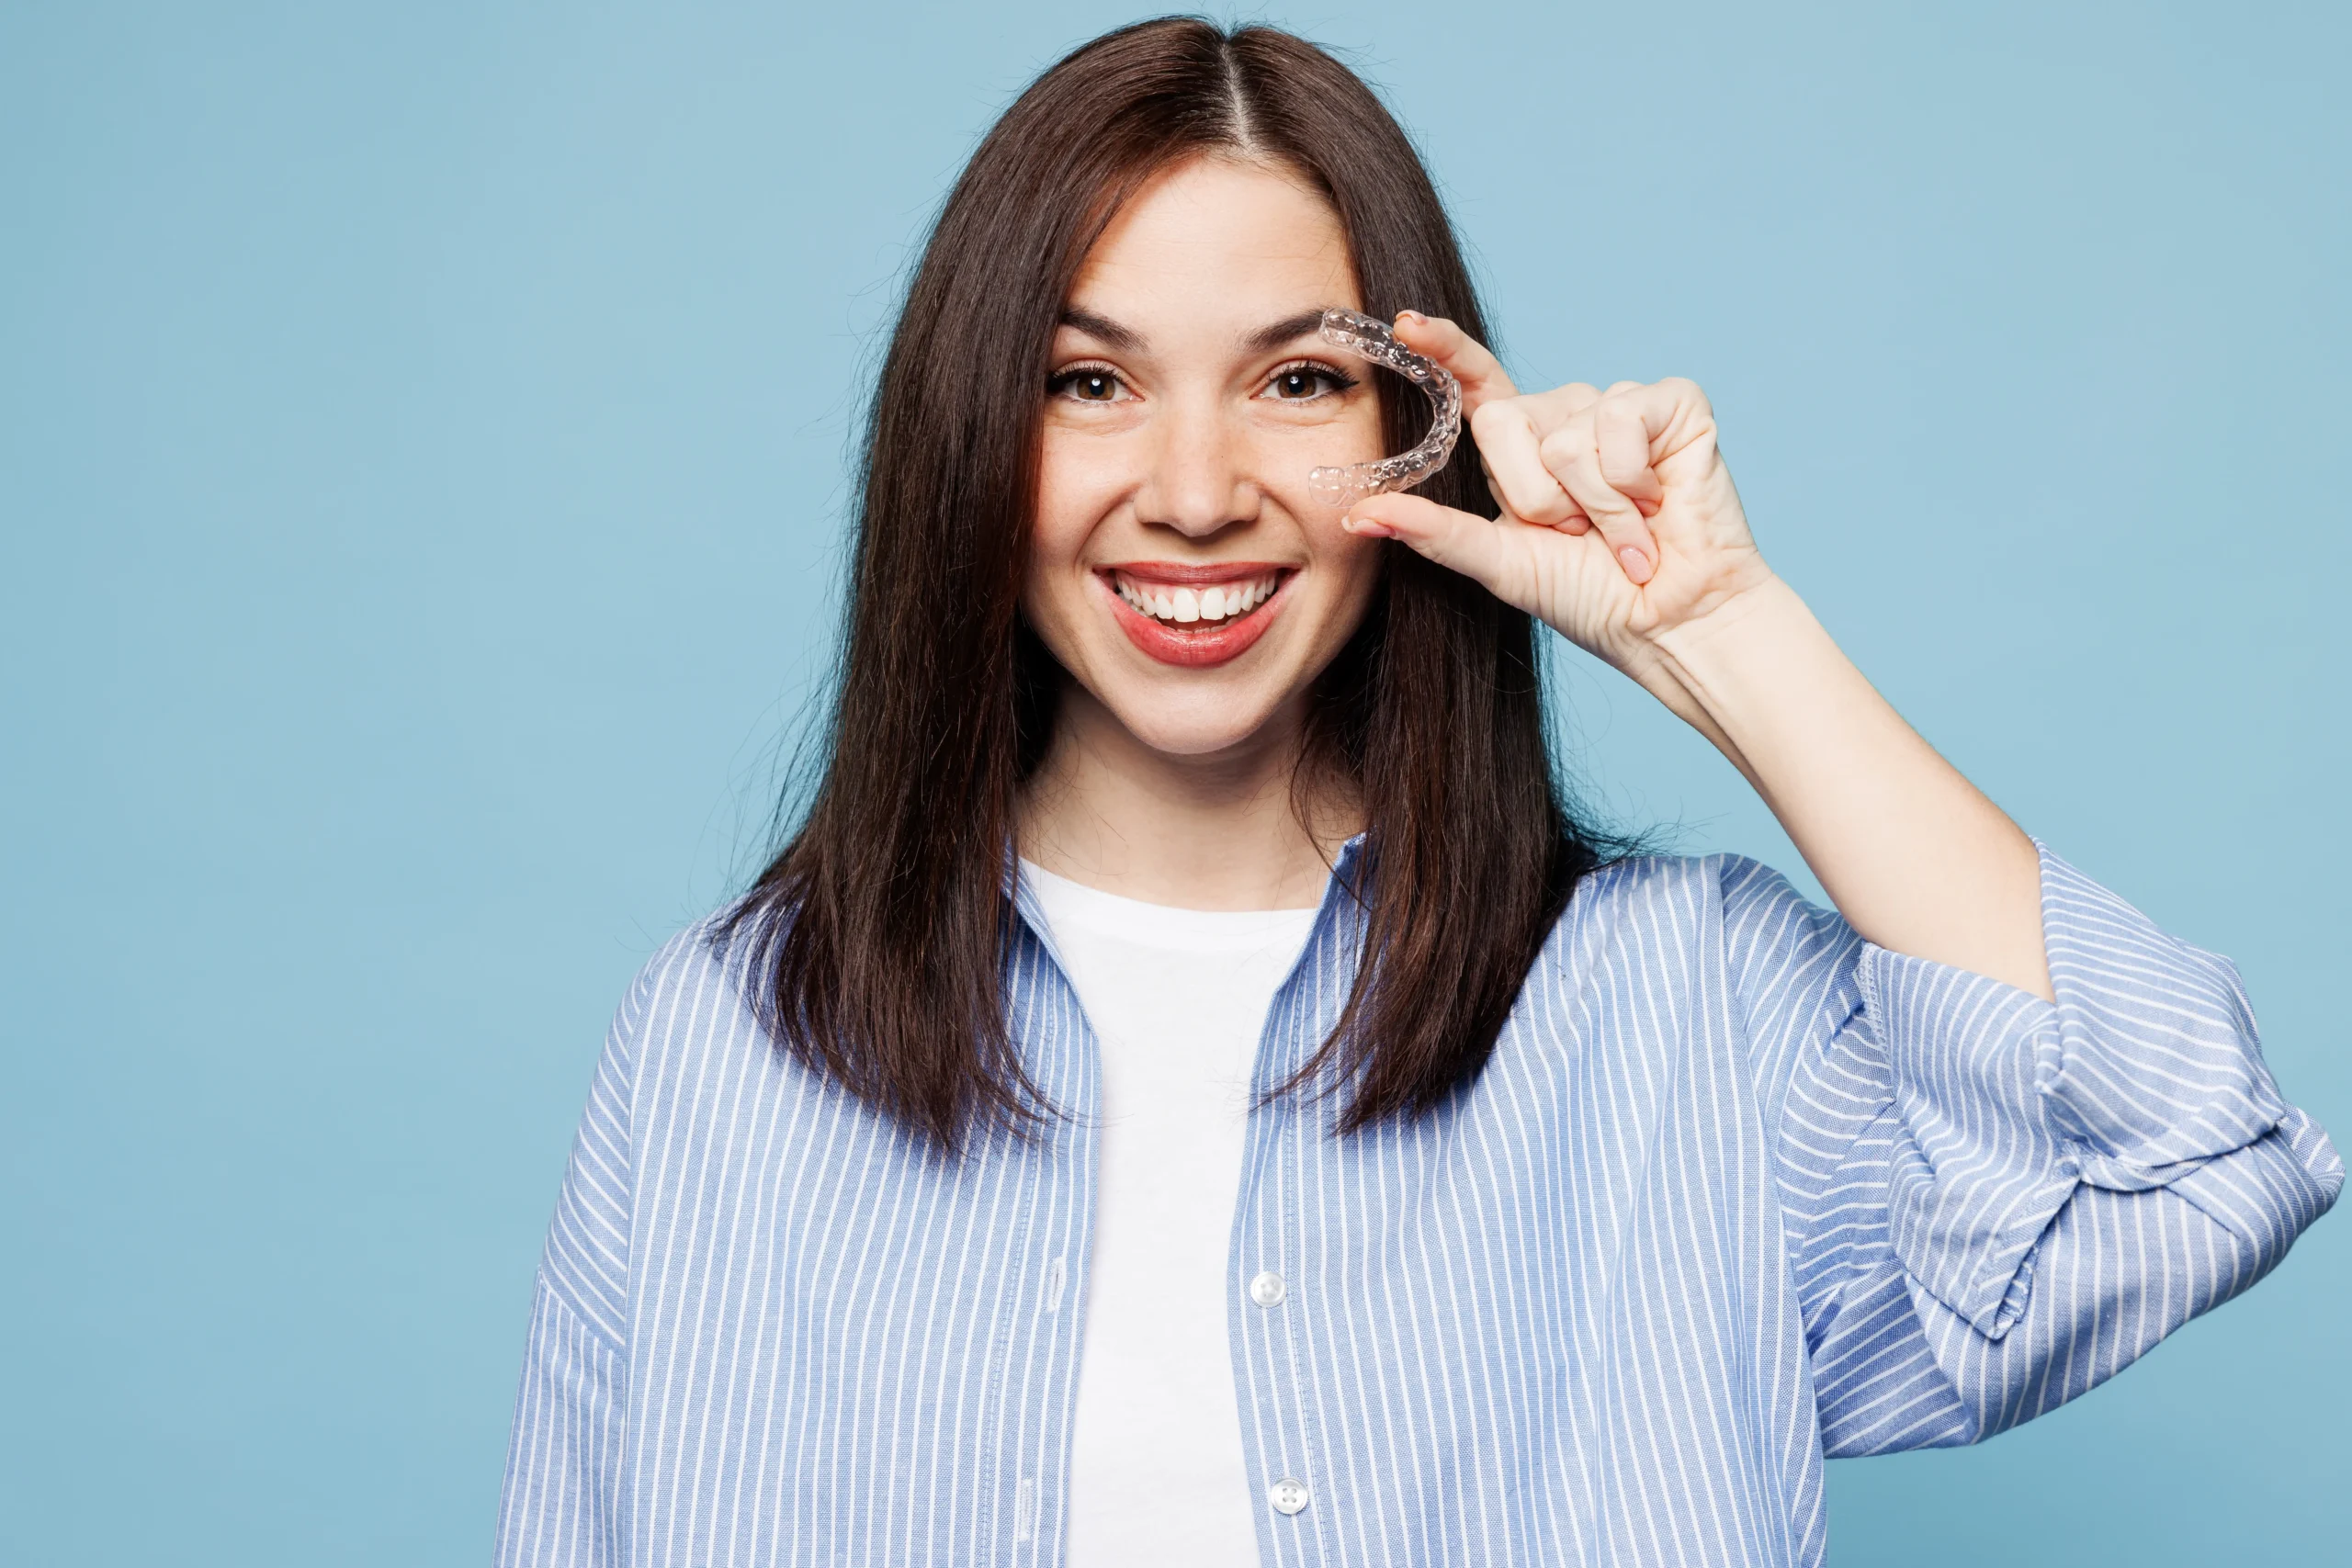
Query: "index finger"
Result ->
[[1391, 311, 1520, 413], [1594, 378, 1712, 459]]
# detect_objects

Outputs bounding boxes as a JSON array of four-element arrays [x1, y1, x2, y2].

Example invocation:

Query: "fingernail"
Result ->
[[1346, 513, 1396, 539], [1396, 310, 1425, 325], [1617, 546, 1652, 583]]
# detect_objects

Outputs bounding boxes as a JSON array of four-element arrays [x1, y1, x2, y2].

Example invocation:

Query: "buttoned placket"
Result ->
[[1002, 876, 1109, 1565], [1225, 835, 1367, 1560], [1005, 839, 1368, 1563]]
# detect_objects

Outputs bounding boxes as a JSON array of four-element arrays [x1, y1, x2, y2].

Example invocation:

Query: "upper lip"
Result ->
[[1099, 560, 1293, 586]]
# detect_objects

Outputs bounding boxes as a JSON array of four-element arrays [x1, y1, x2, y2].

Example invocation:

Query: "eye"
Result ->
[[1262, 360, 1359, 401], [1047, 365, 1131, 403]]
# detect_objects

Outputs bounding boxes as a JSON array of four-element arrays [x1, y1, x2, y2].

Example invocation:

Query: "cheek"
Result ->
[[1302, 511, 1388, 625], [1029, 434, 1123, 558], [1022, 435, 1118, 649], [1035, 427, 1130, 525]]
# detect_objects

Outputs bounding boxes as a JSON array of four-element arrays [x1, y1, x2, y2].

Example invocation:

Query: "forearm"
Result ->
[[1638, 575, 2052, 998]]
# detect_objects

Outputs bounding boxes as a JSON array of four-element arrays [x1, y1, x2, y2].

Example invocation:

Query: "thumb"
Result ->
[[1345, 491, 1536, 611]]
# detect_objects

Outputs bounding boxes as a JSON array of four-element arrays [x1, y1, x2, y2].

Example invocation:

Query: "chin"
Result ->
[[1107, 691, 1288, 759]]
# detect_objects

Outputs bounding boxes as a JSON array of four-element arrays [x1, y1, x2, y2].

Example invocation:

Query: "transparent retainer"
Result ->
[[1306, 308, 1464, 507]]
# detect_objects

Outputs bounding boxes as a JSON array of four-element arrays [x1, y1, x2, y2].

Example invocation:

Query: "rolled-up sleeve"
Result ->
[[1728, 844, 2341, 1456]]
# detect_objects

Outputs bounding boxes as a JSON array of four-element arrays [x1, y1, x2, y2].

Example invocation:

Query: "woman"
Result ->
[[495, 18, 2338, 1567]]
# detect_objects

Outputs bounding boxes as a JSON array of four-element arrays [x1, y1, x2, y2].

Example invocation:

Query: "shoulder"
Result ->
[[1565, 850, 1790, 927], [627, 908, 735, 1008], [1528, 853, 1728, 994], [1544, 851, 1854, 989], [601, 907, 760, 1078]]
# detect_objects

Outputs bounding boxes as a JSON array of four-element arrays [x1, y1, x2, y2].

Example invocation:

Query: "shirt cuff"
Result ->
[[1859, 840, 2289, 1337]]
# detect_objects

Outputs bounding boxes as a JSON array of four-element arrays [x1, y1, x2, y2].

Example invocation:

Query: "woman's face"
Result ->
[[1023, 156, 1386, 761]]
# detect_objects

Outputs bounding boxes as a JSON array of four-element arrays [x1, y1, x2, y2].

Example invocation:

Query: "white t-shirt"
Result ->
[[1020, 859, 1324, 1568]]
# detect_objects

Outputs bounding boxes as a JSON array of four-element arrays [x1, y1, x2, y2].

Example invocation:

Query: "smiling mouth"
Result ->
[[1098, 563, 1294, 669], [1109, 568, 1283, 628]]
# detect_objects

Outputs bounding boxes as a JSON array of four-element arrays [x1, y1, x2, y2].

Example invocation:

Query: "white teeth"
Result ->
[[1116, 573, 1278, 626]]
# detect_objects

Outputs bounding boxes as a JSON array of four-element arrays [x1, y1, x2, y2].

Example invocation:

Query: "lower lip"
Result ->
[[1103, 575, 1289, 668]]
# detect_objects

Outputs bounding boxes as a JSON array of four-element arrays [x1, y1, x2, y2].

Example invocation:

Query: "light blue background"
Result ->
[[3, 3, 2344, 1562]]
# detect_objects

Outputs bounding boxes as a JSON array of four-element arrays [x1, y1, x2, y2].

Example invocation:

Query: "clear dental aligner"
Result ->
[[1307, 308, 1464, 507]]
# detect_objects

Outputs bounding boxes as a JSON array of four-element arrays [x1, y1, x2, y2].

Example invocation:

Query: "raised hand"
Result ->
[[1347, 311, 2051, 998], [1342, 313, 1774, 692]]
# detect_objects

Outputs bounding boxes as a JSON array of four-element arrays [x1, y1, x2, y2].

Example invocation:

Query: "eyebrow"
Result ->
[[1241, 309, 1332, 355], [1057, 308, 1144, 353], [1054, 306, 1336, 357]]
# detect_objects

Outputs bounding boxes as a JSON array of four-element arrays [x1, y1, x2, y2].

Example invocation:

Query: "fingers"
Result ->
[[1536, 423, 1657, 584], [1523, 380, 1693, 582], [1385, 317, 1644, 548], [1389, 312, 1518, 413], [1340, 491, 1531, 609], [1593, 399, 1665, 516], [1521, 381, 1606, 423], [1380, 354, 1704, 591], [1471, 398, 1582, 529], [1533, 380, 1704, 583]]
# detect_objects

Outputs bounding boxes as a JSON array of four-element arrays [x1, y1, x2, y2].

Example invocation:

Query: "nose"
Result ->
[[1130, 392, 1261, 538]]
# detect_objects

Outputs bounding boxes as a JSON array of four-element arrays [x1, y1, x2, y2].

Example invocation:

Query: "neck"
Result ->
[[1017, 682, 1356, 911]]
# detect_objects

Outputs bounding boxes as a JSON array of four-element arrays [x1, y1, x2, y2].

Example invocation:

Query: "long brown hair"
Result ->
[[718, 17, 1625, 1156]]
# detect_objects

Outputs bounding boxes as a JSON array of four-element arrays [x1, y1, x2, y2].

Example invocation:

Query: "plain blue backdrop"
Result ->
[[3, 3, 2345, 1562]]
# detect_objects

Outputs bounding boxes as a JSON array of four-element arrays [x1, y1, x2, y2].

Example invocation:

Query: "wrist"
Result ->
[[1641, 572, 1811, 716]]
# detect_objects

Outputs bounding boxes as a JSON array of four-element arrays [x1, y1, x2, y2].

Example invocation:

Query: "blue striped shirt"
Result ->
[[496, 840, 2339, 1566]]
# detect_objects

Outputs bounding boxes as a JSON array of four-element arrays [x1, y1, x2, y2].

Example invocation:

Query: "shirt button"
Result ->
[[1269, 1477, 1310, 1516], [1249, 1269, 1286, 1307]]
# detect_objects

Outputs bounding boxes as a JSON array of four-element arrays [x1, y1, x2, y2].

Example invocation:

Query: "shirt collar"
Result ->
[[1007, 830, 1369, 972]]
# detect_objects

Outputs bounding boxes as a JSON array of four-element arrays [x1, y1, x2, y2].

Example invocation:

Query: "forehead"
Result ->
[[1066, 156, 1361, 333]]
